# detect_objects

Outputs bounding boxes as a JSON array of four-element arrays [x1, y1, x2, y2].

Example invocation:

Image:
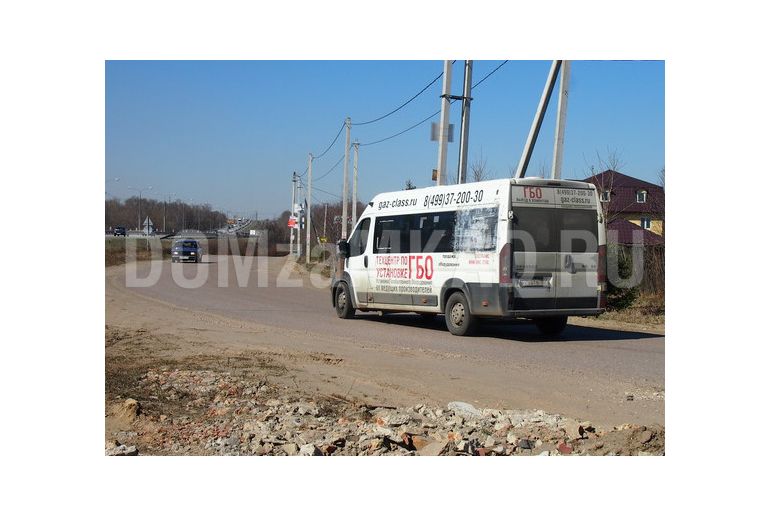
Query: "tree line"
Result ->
[[105, 197, 228, 233]]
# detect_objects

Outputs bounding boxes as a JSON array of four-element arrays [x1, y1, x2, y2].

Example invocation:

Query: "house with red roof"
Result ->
[[580, 170, 664, 246]]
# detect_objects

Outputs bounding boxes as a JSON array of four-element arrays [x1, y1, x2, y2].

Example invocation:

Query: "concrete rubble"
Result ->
[[105, 368, 665, 456]]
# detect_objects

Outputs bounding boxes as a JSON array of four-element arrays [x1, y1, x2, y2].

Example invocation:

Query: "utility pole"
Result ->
[[341, 117, 351, 239], [436, 60, 453, 185], [128, 186, 151, 233], [165, 193, 175, 233], [457, 60, 473, 184], [297, 182, 303, 256], [515, 60, 562, 179], [291, 172, 297, 256], [551, 60, 571, 179], [323, 203, 328, 241], [352, 141, 359, 226], [306, 153, 313, 263]]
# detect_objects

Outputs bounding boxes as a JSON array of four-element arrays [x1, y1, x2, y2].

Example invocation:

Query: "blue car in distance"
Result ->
[[171, 239, 204, 263]]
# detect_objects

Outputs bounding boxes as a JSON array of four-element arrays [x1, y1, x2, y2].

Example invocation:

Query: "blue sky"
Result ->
[[106, 60, 664, 218]]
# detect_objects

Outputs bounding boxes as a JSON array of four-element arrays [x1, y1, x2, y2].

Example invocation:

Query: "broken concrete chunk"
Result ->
[[447, 401, 483, 418]]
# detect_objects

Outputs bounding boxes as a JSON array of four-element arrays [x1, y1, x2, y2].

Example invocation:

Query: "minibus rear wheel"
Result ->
[[335, 283, 355, 319], [534, 316, 568, 336], [445, 292, 477, 336]]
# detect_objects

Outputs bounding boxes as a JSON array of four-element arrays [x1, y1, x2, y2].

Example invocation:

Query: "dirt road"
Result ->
[[106, 255, 664, 428]]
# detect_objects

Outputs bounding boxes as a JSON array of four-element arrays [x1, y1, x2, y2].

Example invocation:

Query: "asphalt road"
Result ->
[[111, 255, 665, 427]]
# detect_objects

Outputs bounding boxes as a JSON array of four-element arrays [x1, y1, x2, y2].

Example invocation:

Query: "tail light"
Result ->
[[598, 245, 607, 283], [598, 244, 607, 308], [499, 242, 512, 284]]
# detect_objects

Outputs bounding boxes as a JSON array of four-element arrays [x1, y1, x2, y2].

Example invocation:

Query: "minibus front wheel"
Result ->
[[445, 292, 477, 336], [335, 282, 355, 319]]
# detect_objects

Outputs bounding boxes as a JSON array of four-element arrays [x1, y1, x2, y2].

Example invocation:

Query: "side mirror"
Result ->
[[338, 240, 350, 258]]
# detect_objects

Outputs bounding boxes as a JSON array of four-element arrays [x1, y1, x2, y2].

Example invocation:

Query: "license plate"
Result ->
[[519, 279, 548, 288]]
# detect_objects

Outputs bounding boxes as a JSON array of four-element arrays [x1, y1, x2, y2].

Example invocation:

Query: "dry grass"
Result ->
[[299, 260, 333, 278], [105, 237, 289, 267], [105, 238, 172, 266], [599, 292, 665, 328]]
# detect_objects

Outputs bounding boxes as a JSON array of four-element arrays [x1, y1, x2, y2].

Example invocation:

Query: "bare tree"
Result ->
[[404, 179, 417, 190], [471, 148, 490, 182], [595, 148, 626, 173], [105, 197, 228, 233], [584, 148, 627, 224]]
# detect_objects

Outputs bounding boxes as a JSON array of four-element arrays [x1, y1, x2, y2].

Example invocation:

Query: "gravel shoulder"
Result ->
[[105, 325, 663, 456], [105, 259, 665, 455], [568, 315, 664, 335]]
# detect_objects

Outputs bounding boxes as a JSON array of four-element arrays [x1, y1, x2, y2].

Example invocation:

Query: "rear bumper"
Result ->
[[467, 283, 604, 317]]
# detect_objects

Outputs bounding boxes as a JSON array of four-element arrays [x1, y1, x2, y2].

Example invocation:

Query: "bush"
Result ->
[[607, 244, 640, 310]]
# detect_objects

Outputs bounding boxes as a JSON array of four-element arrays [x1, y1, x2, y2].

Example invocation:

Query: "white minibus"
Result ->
[[333, 178, 606, 336]]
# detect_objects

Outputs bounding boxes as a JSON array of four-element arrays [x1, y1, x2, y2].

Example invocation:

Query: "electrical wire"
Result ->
[[313, 120, 346, 160], [313, 184, 342, 199], [313, 153, 345, 182], [472, 60, 509, 90], [356, 60, 509, 148], [352, 70, 444, 126], [293, 61, 507, 189], [359, 109, 441, 147], [299, 177, 341, 200]]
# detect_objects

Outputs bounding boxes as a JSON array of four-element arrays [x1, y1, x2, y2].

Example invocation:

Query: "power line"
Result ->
[[356, 60, 509, 148], [313, 120, 346, 160], [314, 185, 341, 199], [310, 190, 329, 204], [293, 61, 508, 197], [352, 70, 444, 126], [314, 153, 346, 182], [302, 60, 496, 169], [472, 60, 509, 90], [299, 178, 341, 200], [359, 109, 440, 147]]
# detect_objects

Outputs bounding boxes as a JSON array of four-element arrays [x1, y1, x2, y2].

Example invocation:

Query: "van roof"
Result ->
[[368, 177, 594, 203]]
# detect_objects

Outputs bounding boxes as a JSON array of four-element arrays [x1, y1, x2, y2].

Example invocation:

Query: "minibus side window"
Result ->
[[374, 218, 391, 253], [373, 216, 412, 254], [432, 212, 455, 253], [418, 211, 454, 253], [453, 207, 498, 252], [348, 218, 370, 257]]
